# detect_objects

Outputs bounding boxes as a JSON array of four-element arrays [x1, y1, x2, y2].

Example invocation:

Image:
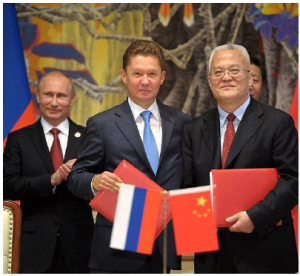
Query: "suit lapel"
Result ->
[[115, 101, 152, 171], [64, 119, 83, 162], [158, 102, 175, 168], [29, 119, 54, 172], [200, 108, 222, 168], [225, 99, 264, 168]]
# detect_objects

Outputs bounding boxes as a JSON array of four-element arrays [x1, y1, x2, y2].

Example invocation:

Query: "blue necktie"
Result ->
[[140, 111, 159, 174]]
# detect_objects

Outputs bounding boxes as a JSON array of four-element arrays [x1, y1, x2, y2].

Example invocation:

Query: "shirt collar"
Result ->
[[127, 97, 159, 121], [41, 117, 69, 136], [218, 96, 250, 128]]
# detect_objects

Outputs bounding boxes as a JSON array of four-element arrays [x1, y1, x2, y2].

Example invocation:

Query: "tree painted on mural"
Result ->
[[16, 3, 298, 120]]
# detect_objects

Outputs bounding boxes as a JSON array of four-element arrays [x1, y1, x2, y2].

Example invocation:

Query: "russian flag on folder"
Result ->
[[110, 185, 162, 255], [3, 4, 36, 149]]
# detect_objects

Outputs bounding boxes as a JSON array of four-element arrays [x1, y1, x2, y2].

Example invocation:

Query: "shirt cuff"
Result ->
[[91, 175, 98, 196]]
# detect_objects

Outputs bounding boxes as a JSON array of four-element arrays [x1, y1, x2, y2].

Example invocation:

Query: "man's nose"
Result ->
[[141, 74, 150, 85], [222, 70, 233, 80], [51, 96, 58, 105]]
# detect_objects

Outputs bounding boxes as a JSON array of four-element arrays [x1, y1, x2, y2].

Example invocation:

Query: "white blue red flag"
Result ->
[[110, 185, 162, 255], [3, 4, 36, 149]]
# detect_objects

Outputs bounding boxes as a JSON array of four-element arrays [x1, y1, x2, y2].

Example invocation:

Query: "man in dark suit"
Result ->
[[67, 40, 191, 273], [182, 44, 298, 273], [4, 71, 94, 273]]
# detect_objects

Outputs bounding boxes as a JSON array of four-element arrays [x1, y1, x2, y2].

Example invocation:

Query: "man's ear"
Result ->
[[36, 92, 41, 104], [208, 76, 212, 89], [70, 93, 76, 106], [160, 71, 166, 85], [121, 69, 127, 84], [248, 71, 253, 86]]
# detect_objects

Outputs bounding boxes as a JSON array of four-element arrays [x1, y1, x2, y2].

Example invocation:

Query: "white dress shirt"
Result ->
[[41, 117, 69, 158], [218, 96, 250, 153]]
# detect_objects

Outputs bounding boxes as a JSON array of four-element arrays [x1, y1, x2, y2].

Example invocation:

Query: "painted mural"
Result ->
[[16, 3, 298, 126]]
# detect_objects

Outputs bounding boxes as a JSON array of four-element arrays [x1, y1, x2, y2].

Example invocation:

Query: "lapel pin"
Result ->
[[75, 132, 81, 138]]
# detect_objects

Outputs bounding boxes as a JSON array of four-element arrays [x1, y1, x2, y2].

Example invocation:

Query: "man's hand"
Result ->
[[92, 171, 123, 193], [51, 170, 63, 186], [51, 159, 77, 185], [226, 211, 255, 233], [59, 159, 76, 180]]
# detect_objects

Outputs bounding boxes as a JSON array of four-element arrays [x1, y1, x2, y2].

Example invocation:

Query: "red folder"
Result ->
[[89, 160, 171, 238], [210, 168, 279, 227]]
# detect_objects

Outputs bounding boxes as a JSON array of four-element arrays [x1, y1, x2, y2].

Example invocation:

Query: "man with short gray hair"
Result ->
[[182, 44, 298, 273]]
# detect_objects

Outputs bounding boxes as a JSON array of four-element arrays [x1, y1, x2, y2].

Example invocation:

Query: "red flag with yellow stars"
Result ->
[[169, 186, 219, 255]]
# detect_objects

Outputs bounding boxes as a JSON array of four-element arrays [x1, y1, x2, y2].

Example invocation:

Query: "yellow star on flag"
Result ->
[[197, 196, 207, 207]]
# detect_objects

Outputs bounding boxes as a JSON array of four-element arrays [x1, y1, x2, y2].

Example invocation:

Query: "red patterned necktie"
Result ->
[[50, 128, 63, 171], [222, 113, 236, 169]]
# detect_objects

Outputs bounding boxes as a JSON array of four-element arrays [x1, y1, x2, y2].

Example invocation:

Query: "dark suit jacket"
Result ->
[[3, 118, 94, 273], [182, 97, 298, 273], [68, 100, 191, 272]]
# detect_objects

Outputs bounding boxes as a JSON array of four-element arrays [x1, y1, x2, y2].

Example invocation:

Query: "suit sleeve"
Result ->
[[247, 113, 298, 237], [4, 132, 53, 200], [67, 116, 105, 201]]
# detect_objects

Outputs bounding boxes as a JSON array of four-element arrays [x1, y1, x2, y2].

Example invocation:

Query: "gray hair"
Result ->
[[208, 44, 250, 74], [37, 71, 75, 95]]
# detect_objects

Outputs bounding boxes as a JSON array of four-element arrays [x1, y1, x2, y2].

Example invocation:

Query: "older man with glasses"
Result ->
[[182, 44, 298, 273]]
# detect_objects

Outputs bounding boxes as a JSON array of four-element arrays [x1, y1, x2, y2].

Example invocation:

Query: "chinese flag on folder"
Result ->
[[169, 186, 219, 255]]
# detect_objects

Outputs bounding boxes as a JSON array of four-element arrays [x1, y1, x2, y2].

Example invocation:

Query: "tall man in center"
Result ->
[[68, 40, 191, 273]]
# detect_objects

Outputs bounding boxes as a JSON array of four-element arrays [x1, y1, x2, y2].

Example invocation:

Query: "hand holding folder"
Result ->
[[210, 168, 279, 227], [89, 160, 171, 238]]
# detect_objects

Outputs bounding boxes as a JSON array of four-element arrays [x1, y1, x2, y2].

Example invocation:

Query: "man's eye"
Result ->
[[253, 79, 259, 83], [214, 70, 224, 76], [230, 68, 240, 74], [134, 72, 140, 76]]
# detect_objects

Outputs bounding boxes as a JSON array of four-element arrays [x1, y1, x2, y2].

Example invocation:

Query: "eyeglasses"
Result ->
[[210, 67, 250, 79]]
